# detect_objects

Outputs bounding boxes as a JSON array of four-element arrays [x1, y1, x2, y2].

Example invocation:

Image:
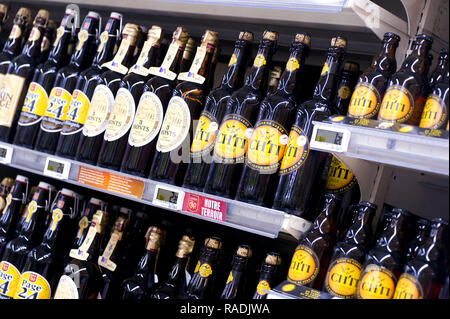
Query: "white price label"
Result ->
[[310, 124, 351, 153], [43, 157, 71, 180], [0, 143, 13, 164], [152, 184, 185, 211]]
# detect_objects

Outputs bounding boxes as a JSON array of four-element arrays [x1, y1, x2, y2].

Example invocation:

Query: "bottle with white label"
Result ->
[[76, 23, 141, 165], [0, 9, 49, 142], [97, 26, 163, 171], [149, 29, 219, 185], [34, 12, 101, 154], [120, 26, 190, 177], [13, 8, 79, 148], [182, 30, 253, 191], [54, 12, 123, 159]]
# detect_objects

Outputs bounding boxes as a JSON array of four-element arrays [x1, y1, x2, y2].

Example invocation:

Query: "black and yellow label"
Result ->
[[348, 82, 381, 118], [228, 53, 237, 66], [256, 280, 271, 296], [325, 156, 357, 194], [41, 87, 72, 132], [393, 273, 423, 299], [338, 85, 351, 100], [13, 271, 51, 299], [378, 85, 414, 123], [0, 261, 21, 298], [286, 58, 300, 72], [198, 263, 213, 278], [18, 82, 49, 126], [61, 90, 91, 135], [419, 94, 447, 129], [287, 245, 319, 285], [0, 74, 26, 127], [191, 111, 218, 158], [278, 125, 309, 175], [253, 54, 266, 68], [356, 264, 396, 299], [324, 258, 362, 298]]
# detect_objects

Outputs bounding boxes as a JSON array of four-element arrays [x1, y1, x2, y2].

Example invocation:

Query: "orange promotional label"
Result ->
[[393, 273, 423, 299], [356, 264, 396, 299], [324, 258, 362, 298], [325, 156, 357, 194], [191, 111, 218, 158], [419, 94, 447, 129], [278, 125, 309, 175], [287, 245, 319, 285], [378, 85, 414, 123], [0, 261, 21, 298], [348, 82, 381, 118]]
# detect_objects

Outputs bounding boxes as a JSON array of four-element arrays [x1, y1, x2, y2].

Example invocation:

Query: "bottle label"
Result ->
[[278, 125, 309, 175], [149, 43, 179, 81], [76, 29, 89, 51], [348, 82, 381, 118], [324, 257, 362, 298], [98, 232, 119, 272], [128, 91, 164, 147], [104, 88, 135, 141], [320, 62, 329, 76], [198, 263, 213, 278], [287, 245, 319, 285], [82, 84, 115, 137], [53, 26, 65, 48], [24, 200, 37, 223], [178, 46, 207, 85], [378, 85, 414, 123], [97, 31, 109, 53], [129, 40, 155, 76], [419, 94, 447, 129], [213, 113, 253, 164], [356, 264, 396, 299], [53, 275, 79, 299], [13, 271, 51, 299], [393, 273, 423, 299], [253, 54, 266, 68], [325, 156, 357, 194], [102, 39, 131, 75], [338, 85, 351, 99], [76, 216, 89, 239], [246, 119, 288, 174], [228, 54, 237, 66], [226, 271, 233, 284], [61, 90, 91, 135], [286, 57, 300, 72], [9, 25, 22, 39], [0, 74, 26, 127], [190, 110, 218, 158], [49, 208, 63, 231], [18, 82, 49, 126], [40, 87, 72, 132], [0, 261, 21, 298], [156, 96, 191, 153], [256, 280, 271, 296]]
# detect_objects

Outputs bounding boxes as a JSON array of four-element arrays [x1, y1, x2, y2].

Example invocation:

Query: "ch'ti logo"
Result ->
[[393, 273, 423, 299], [191, 111, 218, 157], [378, 85, 414, 122], [325, 156, 356, 194], [278, 125, 309, 175], [419, 94, 446, 129], [348, 83, 381, 118], [325, 258, 362, 298], [287, 245, 319, 285], [356, 264, 396, 299]]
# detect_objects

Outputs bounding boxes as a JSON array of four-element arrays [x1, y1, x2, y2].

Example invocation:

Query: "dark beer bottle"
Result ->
[[267, 66, 282, 95], [429, 49, 449, 89], [333, 61, 359, 114], [13, 8, 79, 148], [0, 177, 13, 212], [149, 30, 219, 185], [184, 236, 222, 299], [121, 226, 164, 299], [183, 31, 254, 190], [204, 30, 278, 198], [39, 19, 56, 64], [0, 10, 49, 142], [286, 193, 339, 290], [272, 37, 346, 216], [405, 218, 431, 263], [150, 234, 196, 299], [34, 12, 101, 154], [356, 208, 411, 299], [220, 245, 252, 299], [54, 12, 123, 158], [378, 34, 433, 125], [253, 252, 282, 299], [72, 197, 106, 249], [323, 201, 377, 299], [97, 26, 163, 171], [347, 33, 399, 119], [394, 218, 449, 299], [13, 188, 79, 299], [236, 33, 310, 206], [76, 23, 140, 165]]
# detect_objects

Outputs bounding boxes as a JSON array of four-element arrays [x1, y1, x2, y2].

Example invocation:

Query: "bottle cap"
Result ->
[[109, 12, 123, 20], [236, 245, 252, 258], [331, 36, 347, 49], [114, 216, 128, 233], [122, 23, 140, 44], [359, 201, 377, 210], [265, 252, 282, 266], [120, 207, 132, 215], [295, 33, 311, 46], [1, 177, 14, 188], [431, 217, 448, 226], [391, 207, 412, 218], [92, 210, 109, 233], [239, 31, 254, 41], [147, 25, 163, 44], [0, 4, 7, 16], [37, 181, 54, 191], [269, 66, 282, 80], [176, 235, 196, 258], [416, 33, 433, 44], [89, 197, 104, 206], [61, 188, 76, 198], [172, 26, 190, 47], [383, 32, 401, 41], [145, 226, 164, 250], [263, 30, 278, 42], [87, 11, 100, 20], [15, 175, 28, 184], [183, 37, 195, 59], [439, 48, 449, 56], [15, 7, 32, 26], [205, 236, 222, 249], [33, 9, 50, 26], [201, 30, 219, 50]]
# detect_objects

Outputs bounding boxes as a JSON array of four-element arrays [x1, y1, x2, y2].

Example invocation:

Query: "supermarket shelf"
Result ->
[[0, 142, 311, 240]]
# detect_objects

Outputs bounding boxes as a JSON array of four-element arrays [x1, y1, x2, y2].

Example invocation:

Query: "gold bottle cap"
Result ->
[[263, 30, 278, 42], [183, 37, 195, 59], [1, 177, 14, 188], [147, 25, 163, 45], [239, 31, 254, 42], [265, 252, 282, 266], [91, 210, 109, 234], [145, 226, 164, 250], [33, 9, 50, 26], [113, 216, 128, 240], [176, 235, 196, 258], [236, 245, 252, 258], [205, 236, 222, 249], [331, 36, 347, 49], [122, 23, 140, 45], [295, 33, 311, 46], [172, 26, 190, 47], [15, 7, 32, 26], [201, 29, 219, 48]]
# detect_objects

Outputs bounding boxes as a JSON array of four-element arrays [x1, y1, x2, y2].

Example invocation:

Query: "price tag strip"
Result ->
[[152, 184, 185, 211], [0, 143, 13, 164], [310, 123, 351, 153], [182, 192, 227, 222], [43, 157, 71, 180]]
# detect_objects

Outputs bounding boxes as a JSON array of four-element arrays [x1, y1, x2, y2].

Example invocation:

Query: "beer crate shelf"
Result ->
[[0, 141, 311, 240]]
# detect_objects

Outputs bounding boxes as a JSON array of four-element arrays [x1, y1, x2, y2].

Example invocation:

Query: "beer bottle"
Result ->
[[73, 197, 106, 249], [120, 27, 190, 177], [347, 33, 399, 119], [13, 8, 79, 148], [97, 26, 163, 171], [0, 10, 49, 142], [220, 245, 252, 299], [272, 37, 346, 216], [0, 175, 28, 258], [378, 34, 433, 125], [204, 30, 278, 198], [253, 252, 282, 299], [419, 65, 449, 129], [121, 226, 164, 299], [429, 49, 449, 89], [236, 33, 310, 206], [149, 30, 219, 185], [179, 37, 195, 73], [54, 12, 123, 158], [150, 234, 196, 299], [0, 4, 7, 38], [13, 188, 79, 299], [405, 218, 431, 263], [184, 236, 222, 299], [14, 185, 38, 238], [34, 12, 101, 154], [0, 177, 13, 212], [267, 66, 282, 95], [323, 202, 377, 299], [286, 193, 339, 290], [394, 218, 449, 299], [333, 61, 359, 114], [76, 23, 140, 165], [101, 206, 131, 251], [183, 31, 254, 190], [356, 208, 411, 299], [39, 19, 56, 64]]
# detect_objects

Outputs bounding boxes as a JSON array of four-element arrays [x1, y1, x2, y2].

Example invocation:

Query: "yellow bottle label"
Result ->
[[190, 111, 218, 158], [278, 125, 309, 175], [256, 280, 271, 296], [76, 29, 89, 51], [9, 25, 22, 39], [0, 74, 26, 127], [66, 90, 91, 125], [378, 85, 414, 123], [194, 261, 200, 273], [76, 216, 89, 239], [53, 26, 65, 48], [97, 31, 109, 53], [287, 245, 319, 285], [41, 87, 72, 131], [253, 54, 266, 68], [104, 88, 135, 141], [338, 85, 351, 99], [19, 82, 49, 125], [393, 273, 423, 299], [286, 58, 300, 72], [129, 91, 164, 147], [325, 156, 357, 194], [24, 200, 37, 223], [419, 94, 447, 129], [0, 261, 21, 298], [53, 275, 78, 299], [226, 271, 233, 284], [324, 257, 362, 298], [356, 264, 396, 299], [49, 208, 64, 231], [13, 271, 51, 299], [199, 263, 213, 278], [228, 53, 237, 66], [246, 119, 288, 174], [213, 113, 252, 164], [348, 82, 381, 118], [83, 84, 115, 137], [320, 62, 329, 76]]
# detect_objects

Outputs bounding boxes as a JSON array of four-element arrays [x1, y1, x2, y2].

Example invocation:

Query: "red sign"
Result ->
[[182, 193, 227, 222]]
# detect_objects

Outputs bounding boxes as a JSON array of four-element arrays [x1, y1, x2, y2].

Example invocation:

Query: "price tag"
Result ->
[[0, 143, 13, 164], [310, 124, 351, 153], [152, 184, 185, 211], [43, 157, 71, 180]]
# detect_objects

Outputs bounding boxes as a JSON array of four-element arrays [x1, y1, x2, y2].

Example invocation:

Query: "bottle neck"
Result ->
[[190, 44, 215, 80], [82, 230, 104, 261], [2, 22, 28, 56], [307, 195, 338, 237], [166, 256, 189, 285], [343, 205, 375, 246], [42, 196, 74, 247], [370, 39, 398, 75], [420, 223, 448, 262], [376, 213, 409, 253], [19, 188, 50, 236], [48, 17, 75, 64], [21, 24, 46, 58], [399, 40, 431, 75], [276, 43, 308, 95], [231, 255, 250, 272], [245, 41, 275, 91], [92, 18, 121, 66], [135, 248, 159, 277], [220, 39, 252, 90], [313, 47, 345, 101], [69, 18, 99, 68]]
